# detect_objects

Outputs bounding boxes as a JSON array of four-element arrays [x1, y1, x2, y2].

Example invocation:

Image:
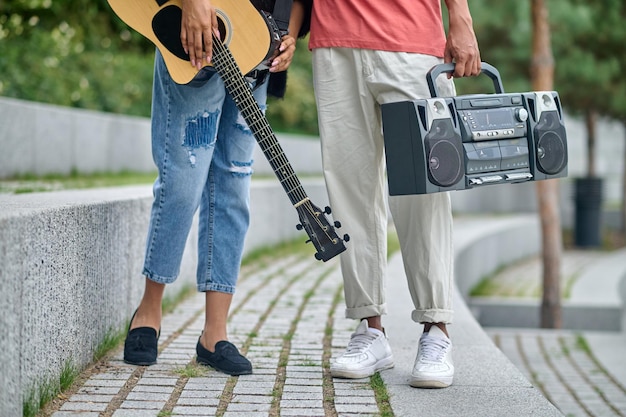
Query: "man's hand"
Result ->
[[444, 2, 481, 78], [269, 34, 298, 73], [180, 0, 219, 70]]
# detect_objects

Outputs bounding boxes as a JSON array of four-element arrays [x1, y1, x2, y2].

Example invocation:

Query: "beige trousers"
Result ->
[[312, 48, 456, 324]]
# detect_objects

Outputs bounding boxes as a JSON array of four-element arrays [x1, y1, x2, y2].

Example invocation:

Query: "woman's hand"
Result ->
[[269, 34, 298, 73], [180, 0, 219, 70]]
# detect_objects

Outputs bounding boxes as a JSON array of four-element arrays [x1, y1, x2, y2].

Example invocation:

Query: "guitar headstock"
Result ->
[[295, 201, 349, 262]]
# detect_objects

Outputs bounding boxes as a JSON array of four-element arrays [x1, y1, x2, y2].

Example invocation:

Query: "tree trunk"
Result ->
[[531, 0, 563, 329], [622, 121, 626, 237], [586, 110, 597, 177]]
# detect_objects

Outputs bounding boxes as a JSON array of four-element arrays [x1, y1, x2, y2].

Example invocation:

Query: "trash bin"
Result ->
[[574, 177, 603, 247]]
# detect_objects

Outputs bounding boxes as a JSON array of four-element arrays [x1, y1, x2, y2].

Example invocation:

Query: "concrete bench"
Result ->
[[469, 246, 626, 331]]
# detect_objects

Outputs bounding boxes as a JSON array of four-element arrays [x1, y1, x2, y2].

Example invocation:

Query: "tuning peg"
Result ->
[[334, 221, 342, 228], [305, 239, 311, 244], [324, 206, 332, 214], [296, 223, 303, 230], [343, 234, 350, 242], [314, 252, 322, 261]]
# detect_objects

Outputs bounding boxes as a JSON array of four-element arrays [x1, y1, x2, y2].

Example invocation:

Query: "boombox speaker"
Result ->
[[382, 62, 568, 196]]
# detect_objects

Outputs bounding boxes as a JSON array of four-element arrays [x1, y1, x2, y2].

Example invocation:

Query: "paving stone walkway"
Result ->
[[487, 328, 626, 417], [49, 250, 383, 417], [45, 237, 626, 417]]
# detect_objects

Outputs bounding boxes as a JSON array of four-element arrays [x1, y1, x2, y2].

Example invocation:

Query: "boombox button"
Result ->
[[505, 173, 533, 181], [481, 175, 504, 183]]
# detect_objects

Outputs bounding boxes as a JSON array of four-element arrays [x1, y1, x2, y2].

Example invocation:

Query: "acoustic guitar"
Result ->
[[107, 0, 349, 261]]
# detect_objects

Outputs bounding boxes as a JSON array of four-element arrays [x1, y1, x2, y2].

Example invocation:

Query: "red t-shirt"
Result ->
[[309, 0, 446, 58]]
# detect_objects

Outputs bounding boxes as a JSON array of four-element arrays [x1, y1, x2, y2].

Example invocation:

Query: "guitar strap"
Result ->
[[272, 0, 293, 36]]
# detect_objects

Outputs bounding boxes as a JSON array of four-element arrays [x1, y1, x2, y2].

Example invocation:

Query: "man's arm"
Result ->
[[443, 0, 481, 78]]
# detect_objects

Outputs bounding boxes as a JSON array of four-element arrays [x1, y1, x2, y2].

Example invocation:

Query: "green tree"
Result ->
[[549, 0, 621, 178], [567, 0, 626, 236], [0, 0, 155, 116]]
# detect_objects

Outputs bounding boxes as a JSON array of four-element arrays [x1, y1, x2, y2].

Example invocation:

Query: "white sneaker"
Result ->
[[330, 319, 395, 379], [410, 325, 454, 388]]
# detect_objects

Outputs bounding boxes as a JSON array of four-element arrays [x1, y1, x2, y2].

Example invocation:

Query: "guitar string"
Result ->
[[211, 35, 339, 244], [211, 38, 306, 203], [211, 41, 315, 210]]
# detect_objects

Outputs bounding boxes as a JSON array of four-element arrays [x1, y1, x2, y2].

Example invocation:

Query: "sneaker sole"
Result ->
[[409, 376, 453, 389], [330, 356, 395, 379]]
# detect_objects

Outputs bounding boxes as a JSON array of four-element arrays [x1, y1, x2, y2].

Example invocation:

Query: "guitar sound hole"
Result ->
[[152, 5, 227, 61]]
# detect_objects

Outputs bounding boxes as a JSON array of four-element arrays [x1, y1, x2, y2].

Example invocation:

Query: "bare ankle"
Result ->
[[130, 304, 161, 331], [365, 316, 383, 332], [423, 322, 449, 337]]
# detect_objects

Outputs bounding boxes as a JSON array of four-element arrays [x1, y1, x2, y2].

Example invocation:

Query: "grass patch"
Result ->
[[162, 283, 196, 315], [469, 276, 502, 297], [0, 170, 158, 194], [370, 372, 394, 417], [299, 357, 317, 366], [22, 359, 78, 417], [387, 228, 400, 259], [174, 362, 208, 378], [575, 334, 591, 354], [241, 236, 310, 267], [59, 360, 79, 392], [93, 326, 127, 362]]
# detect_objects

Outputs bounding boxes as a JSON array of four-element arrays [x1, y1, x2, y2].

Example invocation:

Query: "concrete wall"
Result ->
[[0, 96, 324, 178]]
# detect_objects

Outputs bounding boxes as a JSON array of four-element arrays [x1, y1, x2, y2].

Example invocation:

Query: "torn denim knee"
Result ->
[[182, 110, 220, 166], [230, 159, 253, 177]]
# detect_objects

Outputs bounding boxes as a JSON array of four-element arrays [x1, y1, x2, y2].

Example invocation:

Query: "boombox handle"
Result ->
[[427, 62, 505, 98]]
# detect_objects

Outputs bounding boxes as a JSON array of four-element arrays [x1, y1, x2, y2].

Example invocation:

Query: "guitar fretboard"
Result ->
[[211, 35, 308, 207]]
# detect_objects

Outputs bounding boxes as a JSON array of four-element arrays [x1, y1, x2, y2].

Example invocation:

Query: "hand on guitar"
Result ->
[[269, 0, 307, 74], [180, 0, 219, 70], [269, 33, 297, 73]]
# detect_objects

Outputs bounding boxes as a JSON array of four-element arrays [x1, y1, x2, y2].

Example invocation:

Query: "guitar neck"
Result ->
[[211, 35, 308, 207]]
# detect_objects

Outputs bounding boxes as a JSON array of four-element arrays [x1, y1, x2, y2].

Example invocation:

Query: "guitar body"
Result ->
[[107, 0, 273, 84]]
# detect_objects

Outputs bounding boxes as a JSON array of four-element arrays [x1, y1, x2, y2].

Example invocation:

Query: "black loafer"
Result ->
[[196, 340, 252, 376], [123, 310, 159, 366]]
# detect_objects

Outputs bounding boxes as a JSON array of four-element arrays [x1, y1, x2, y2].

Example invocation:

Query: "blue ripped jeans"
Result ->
[[143, 50, 267, 293]]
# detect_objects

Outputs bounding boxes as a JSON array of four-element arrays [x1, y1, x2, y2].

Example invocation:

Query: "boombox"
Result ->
[[381, 62, 568, 196]]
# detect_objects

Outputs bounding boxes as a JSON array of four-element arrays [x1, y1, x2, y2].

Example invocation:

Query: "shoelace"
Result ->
[[345, 331, 379, 354], [418, 336, 450, 363]]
